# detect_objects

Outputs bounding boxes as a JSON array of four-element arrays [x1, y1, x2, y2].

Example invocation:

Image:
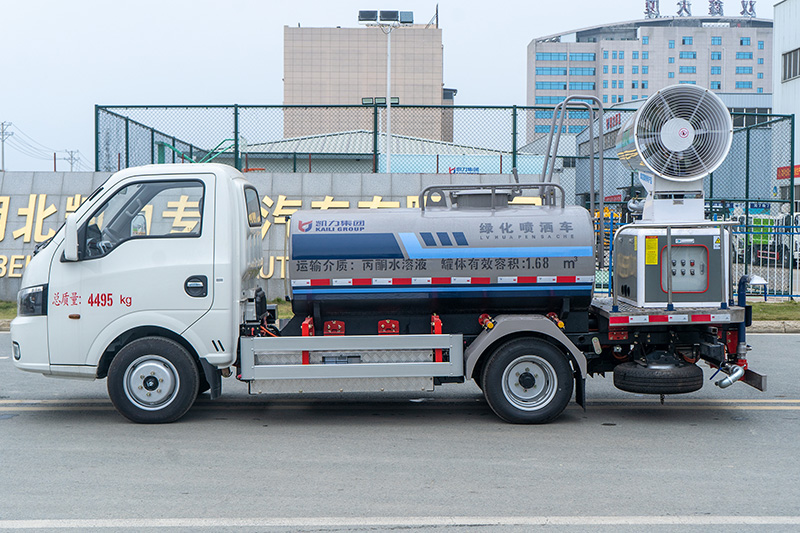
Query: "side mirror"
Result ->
[[63, 214, 79, 262], [131, 213, 147, 236]]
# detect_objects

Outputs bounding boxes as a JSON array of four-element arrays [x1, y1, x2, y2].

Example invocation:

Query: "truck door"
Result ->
[[47, 174, 215, 367]]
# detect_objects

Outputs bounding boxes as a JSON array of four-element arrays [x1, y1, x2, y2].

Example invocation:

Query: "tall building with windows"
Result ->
[[774, 0, 800, 207], [284, 25, 456, 141], [527, 16, 772, 137]]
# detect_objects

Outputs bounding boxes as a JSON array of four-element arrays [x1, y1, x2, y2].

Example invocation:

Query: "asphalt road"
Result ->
[[1, 332, 799, 532]]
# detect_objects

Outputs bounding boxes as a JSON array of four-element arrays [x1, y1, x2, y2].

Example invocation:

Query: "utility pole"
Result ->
[[64, 150, 79, 171], [0, 122, 13, 172]]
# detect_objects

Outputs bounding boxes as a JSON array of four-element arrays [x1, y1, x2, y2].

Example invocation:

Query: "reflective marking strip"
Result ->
[[609, 316, 629, 325], [518, 276, 538, 283], [471, 277, 490, 284], [332, 279, 352, 286], [557, 276, 577, 283], [294, 276, 597, 287], [668, 315, 689, 323], [629, 316, 650, 324], [412, 277, 431, 285], [310, 279, 330, 286], [291, 279, 311, 287], [353, 278, 372, 285], [537, 276, 557, 283], [451, 277, 471, 284], [431, 277, 452, 284], [577, 276, 595, 283], [692, 314, 712, 322], [711, 314, 731, 322], [392, 278, 412, 285], [372, 278, 392, 285], [497, 276, 517, 283], [648, 315, 669, 323], [610, 313, 736, 325]]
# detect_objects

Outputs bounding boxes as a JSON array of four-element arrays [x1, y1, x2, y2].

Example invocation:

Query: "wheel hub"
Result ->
[[123, 356, 179, 410], [518, 372, 536, 389], [502, 356, 558, 411]]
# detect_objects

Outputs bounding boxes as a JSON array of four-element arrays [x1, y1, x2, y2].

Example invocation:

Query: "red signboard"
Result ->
[[604, 194, 623, 202], [606, 113, 622, 131], [776, 165, 800, 180]]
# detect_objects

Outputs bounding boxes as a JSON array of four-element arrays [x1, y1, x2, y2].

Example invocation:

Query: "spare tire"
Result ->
[[614, 360, 703, 394]]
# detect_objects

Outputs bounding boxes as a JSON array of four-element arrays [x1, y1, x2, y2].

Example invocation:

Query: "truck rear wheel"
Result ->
[[107, 337, 199, 424], [481, 338, 573, 424]]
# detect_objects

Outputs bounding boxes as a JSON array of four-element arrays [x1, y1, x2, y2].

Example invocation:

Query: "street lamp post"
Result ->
[[359, 10, 413, 174]]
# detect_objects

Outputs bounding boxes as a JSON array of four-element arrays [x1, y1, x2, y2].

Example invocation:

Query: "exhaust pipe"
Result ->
[[715, 365, 745, 389]]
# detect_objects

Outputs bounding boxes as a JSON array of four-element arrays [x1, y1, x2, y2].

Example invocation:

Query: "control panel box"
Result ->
[[613, 226, 729, 308]]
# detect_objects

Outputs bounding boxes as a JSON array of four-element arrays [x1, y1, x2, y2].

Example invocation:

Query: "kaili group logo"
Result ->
[[298, 220, 313, 233]]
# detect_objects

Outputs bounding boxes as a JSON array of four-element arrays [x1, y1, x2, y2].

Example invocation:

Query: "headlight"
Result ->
[[18, 284, 48, 316]]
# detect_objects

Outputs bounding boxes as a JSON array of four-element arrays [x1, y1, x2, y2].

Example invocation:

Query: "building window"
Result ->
[[712, 36, 722, 45], [568, 126, 586, 134], [612, 80, 617, 88], [758, 87, 763, 93], [711, 66, 721, 75], [632, 65, 639, 74], [570, 111, 590, 119], [642, 51, 649, 59], [735, 81, 753, 89], [679, 51, 697, 59], [535, 96, 566, 104], [603, 65, 608, 73], [782, 48, 800, 81], [611, 95, 617, 103], [682, 36, 693, 45], [619, 51, 624, 59], [612, 66, 617, 74], [711, 52, 722, 60], [632, 95, 638, 100], [641, 94, 648, 99], [679, 66, 697, 74], [569, 67, 596, 75], [740, 37, 751, 46], [669, 40, 675, 49], [736, 52, 753, 60], [569, 82, 595, 90], [642, 66, 648, 74], [633, 51, 639, 59], [736, 66, 753, 74], [603, 50, 609, 59], [669, 57, 675, 64], [668, 72, 675, 78], [711, 81, 721, 89], [757, 72, 763, 79], [569, 53, 596, 61], [535, 110, 554, 118], [619, 66, 624, 74], [612, 51, 617, 59], [536, 52, 568, 61], [631, 80, 639, 89], [603, 95, 608, 103], [642, 80, 648, 89], [536, 81, 568, 90], [758, 40, 764, 50], [758, 58, 764, 65], [603, 80, 608, 88], [536, 67, 568, 75], [642, 36, 649, 45], [618, 95, 623, 102]]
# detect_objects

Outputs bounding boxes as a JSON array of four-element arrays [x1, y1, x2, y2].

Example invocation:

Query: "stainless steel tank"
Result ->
[[287, 186, 596, 317]]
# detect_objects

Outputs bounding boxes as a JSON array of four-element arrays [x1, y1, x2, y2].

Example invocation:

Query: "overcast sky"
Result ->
[[0, 0, 772, 171]]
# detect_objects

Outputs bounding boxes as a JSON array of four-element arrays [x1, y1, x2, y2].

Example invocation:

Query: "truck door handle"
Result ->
[[184, 275, 208, 298]]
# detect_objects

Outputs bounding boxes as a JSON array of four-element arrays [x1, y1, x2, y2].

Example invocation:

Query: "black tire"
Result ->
[[481, 338, 574, 424], [613, 361, 702, 394], [107, 336, 199, 423]]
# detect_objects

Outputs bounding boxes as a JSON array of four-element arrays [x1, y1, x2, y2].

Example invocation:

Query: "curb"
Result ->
[[0, 320, 798, 333]]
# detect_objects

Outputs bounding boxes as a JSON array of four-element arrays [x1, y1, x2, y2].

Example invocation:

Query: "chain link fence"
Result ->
[[96, 103, 797, 296]]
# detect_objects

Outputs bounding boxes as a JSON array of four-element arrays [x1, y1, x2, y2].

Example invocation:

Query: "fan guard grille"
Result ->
[[634, 85, 732, 181]]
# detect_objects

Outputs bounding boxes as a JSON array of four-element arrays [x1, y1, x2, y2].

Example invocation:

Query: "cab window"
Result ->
[[80, 180, 204, 259], [244, 187, 262, 227]]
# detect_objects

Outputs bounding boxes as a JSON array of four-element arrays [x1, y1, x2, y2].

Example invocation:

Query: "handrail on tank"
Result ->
[[418, 183, 566, 212], [540, 94, 605, 268]]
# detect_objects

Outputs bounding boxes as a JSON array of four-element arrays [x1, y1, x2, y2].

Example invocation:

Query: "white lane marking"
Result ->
[[0, 516, 799, 529], [0, 356, 8, 359]]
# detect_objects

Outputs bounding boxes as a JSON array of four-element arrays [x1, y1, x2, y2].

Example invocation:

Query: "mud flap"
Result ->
[[199, 358, 222, 400], [575, 374, 586, 410]]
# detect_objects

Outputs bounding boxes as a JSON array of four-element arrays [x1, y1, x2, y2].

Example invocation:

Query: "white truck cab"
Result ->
[[12, 164, 263, 423]]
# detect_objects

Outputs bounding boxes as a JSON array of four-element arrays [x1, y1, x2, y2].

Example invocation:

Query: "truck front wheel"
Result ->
[[107, 337, 199, 424], [481, 338, 573, 424]]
